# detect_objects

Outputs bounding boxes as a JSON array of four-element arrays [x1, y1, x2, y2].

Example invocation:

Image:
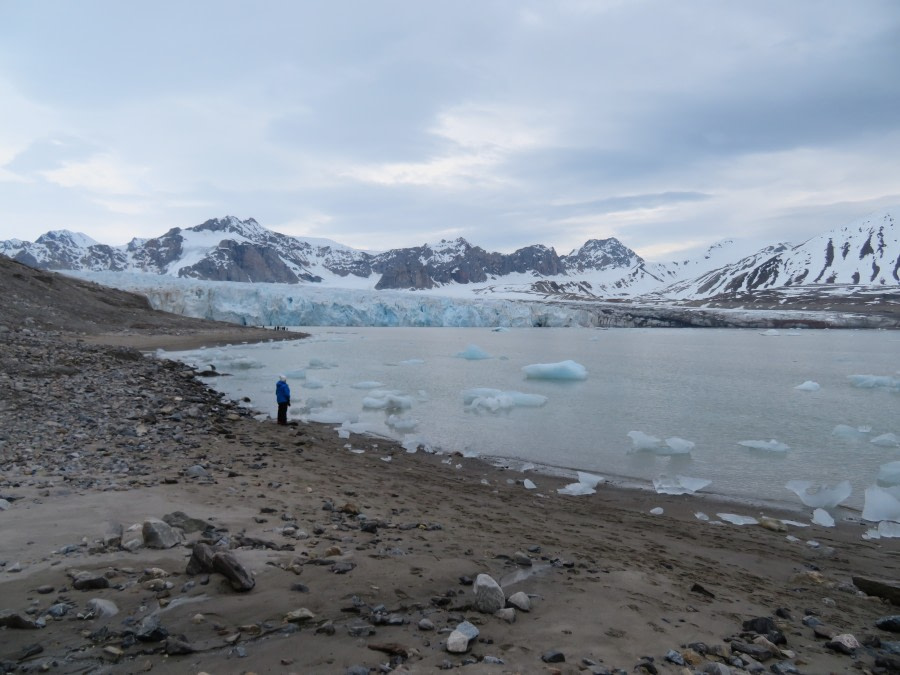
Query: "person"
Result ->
[[275, 374, 291, 425]]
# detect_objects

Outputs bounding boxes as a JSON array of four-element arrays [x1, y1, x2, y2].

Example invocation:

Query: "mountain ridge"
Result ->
[[2, 209, 899, 301]]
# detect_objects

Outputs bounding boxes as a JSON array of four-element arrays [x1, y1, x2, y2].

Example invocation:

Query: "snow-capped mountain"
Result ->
[[661, 211, 898, 299], [2, 209, 899, 302]]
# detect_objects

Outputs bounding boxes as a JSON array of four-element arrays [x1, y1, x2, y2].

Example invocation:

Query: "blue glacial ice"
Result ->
[[717, 513, 759, 526], [362, 391, 414, 411], [785, 480, 852, 508], [878, 461, 900, 486], [557, 471, 604, 496], [871, 433, 899, 448], [811, 508, 835, 527], [522, 360, 587, 381], [627, 431, 694, 455], [456, 344, 492, 360], [848, 374, 900, 390], [832, 424, 870, 440], [794, 380, 820, 391], [863, 486, 900, 523]]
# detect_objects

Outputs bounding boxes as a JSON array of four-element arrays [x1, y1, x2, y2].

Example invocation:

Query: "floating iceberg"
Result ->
[[308, 410, 357, 425], [848, 374, 900, 391], [717, 513, 759, 526], [878, 461, 900, 486], [664, 437, 695, 454], [303, 378, 326, 390], [362, 391, 413, 411], [871, 433, 900, 448], [738, 439, 790, 452], [760, 329, 780, 336], [785, 480, 852, 508], [522, 360, 587, 381], [653, 475, 711, 496], [627, 430, 662, 452], [862, 485, 900, 523], [386, 415, 419, 432], [811, 508, 835, 527], [794, 381, 820, 392], [832, 424, 870, 440], [462, 388, 548, 414], [456, 344, 492, 360]]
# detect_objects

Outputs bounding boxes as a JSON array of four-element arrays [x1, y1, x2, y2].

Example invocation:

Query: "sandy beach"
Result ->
[[2, 319, 900, 675]]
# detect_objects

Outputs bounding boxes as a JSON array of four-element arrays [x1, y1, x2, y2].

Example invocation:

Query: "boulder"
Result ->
[[474, 573, 505, 613], [212, 551, 255, 592], [142, 518, 183, 549]]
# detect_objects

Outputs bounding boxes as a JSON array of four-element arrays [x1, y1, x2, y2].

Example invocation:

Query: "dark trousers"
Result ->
[[277, 402, 288, 425]]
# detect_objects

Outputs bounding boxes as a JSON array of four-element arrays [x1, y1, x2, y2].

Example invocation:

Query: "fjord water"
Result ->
[[171, 327, 899, 511]]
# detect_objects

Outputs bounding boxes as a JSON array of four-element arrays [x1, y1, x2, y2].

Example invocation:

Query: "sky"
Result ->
[[1, 1, 899, 261]]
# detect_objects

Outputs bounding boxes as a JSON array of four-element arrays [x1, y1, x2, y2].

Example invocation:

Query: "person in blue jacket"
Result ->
[[276, 375, 291, 425]]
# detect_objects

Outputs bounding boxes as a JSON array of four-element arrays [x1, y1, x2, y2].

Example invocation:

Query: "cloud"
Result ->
[[41, 154, 148, 195]]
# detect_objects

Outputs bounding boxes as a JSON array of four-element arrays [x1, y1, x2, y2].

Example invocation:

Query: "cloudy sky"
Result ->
[[1, 1, 898, 260]]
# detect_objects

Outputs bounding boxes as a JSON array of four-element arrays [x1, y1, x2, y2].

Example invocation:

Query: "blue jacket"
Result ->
[[276, 380, 291, 404]]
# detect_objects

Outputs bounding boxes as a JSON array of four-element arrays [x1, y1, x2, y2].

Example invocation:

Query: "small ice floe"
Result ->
[[794, 381, 820, 392], [832, 424, 870, 440], [717, 513, 759, 526], [522, 360, 587, 381], [811, 508, 835, 527], [462, 388, 547, 414], [350, 381, 384, 390], [523, 479, 537, 490], [303, 378, 326, 390], [397, 358, 425, 366], [627, 431, 694, 455], [386, 415, 419, 432], [694, 512, 710, 521], [307, 358, 335, 369], [862, 485, 900, 522], [556, 472, 603, 496], [456, 344, 492, 360], [737, 439, 790, 452], [847, 374, 900, 391], [362, 391, 413, 411], [877, 461, 900, 486], [785, 480, 852, 508], [649, 507, 664, 515], [284, 368, 306, 379], [863, 520, 900, 540], [871, 433, 900, 448], [760, 329, 780, 336], [653, 475, 711, 496]]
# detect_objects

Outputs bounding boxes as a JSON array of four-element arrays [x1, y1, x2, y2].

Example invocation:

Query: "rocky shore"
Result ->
[[1, 325, 900, 674]]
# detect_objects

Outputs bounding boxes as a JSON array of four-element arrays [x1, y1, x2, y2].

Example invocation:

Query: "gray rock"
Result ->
[[0, 612, 40, 629], [184, 465, 209, 478], [446, 620, 479, 653], [186, 542, 216, 575], [0, 498, 10, 510], [700, 664, 732, 675], [418, 618, 435, 631], [507, 591, 531, 611], [135, 614, 168, 642], [541, 649, 565, 663], [142, 518, 183, 549], [730, 640, 773, 662], [474, 573, 505, 613], [513, 551, 532, 566], [46, 603, 70, 618], [72, 572, 109, 591], [494, 607, 516, 623], [826, 633, 860, 654], [212, 551, 255, 592], [102, 522, 123, 548], [163, 511, 212, 533], [877, 615, 900, 632], [853, 577, 900, 605]]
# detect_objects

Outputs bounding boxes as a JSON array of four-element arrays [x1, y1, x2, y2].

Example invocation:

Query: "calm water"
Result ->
[[167, 327, 900, 510]]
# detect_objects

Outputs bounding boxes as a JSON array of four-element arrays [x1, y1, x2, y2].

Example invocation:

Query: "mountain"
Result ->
[[2, 209, 899, 301]]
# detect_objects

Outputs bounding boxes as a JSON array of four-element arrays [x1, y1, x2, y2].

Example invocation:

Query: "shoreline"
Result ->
[[4, 324, 900, 674]]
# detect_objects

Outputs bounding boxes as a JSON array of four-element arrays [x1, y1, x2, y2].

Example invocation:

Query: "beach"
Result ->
[[2, 322, 900, 675]]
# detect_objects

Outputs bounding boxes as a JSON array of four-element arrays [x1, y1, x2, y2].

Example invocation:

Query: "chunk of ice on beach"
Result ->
[[863, 521, 900, 539], [832, 424, 870, 440], [738, 439, 790, 452], [848, 374, 900, 390], [522, 360, 587, 381], [557, 482, 595, 496], [664, 437, 695, 454], [877, 461, 900, 486], [350, 381, 384, 390], [653, 475, 711, 496], [401, 437, 420, 453], [785, 480, 852, 508], [523, 479, 537, 490], [650, 507, 664, 515], [871, 433, 900, 448], [794, 381, 820, 391], [338, 421, 372, 438], [694, 512, 710, 521], [576, 472, 604, 488], [862, 485, 900, 523], [717, 513, 759, 526], [811, 508, 835, 527], [456, 344, 492, 360]]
